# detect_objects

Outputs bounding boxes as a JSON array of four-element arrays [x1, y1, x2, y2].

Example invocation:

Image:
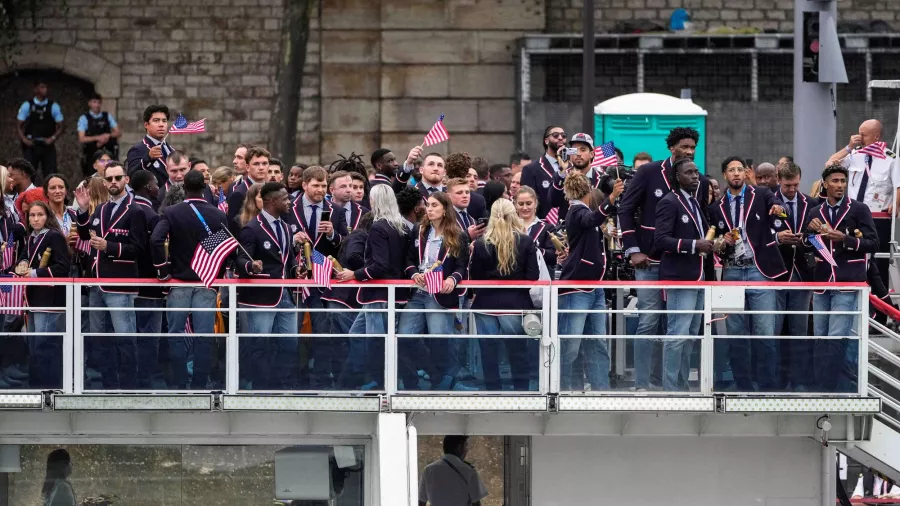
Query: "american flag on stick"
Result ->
[[591, 141, 618, 169], [858, 141, 887, 160], [0, 276, 24, 315], [191, 229, 239, 289], [809, 234, 837, 267], [422, 114, 449, 147], [216, 190, 228, 213], [545, 207, 560, 226], [0, 243, 15, 271], [169, 114, 206, 134], [424, 264, 444, 294], [312, 249, 333, 289]]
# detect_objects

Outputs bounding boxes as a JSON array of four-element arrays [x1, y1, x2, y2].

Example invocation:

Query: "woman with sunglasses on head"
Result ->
[[469, 199, 540, 391], [19, 200, 71, 389], [398, 192, 468, 391]]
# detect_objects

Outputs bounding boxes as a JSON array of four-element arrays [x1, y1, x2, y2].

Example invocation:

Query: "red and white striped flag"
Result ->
[[0, 277, 24, 315], [592, 141, 618, 169], [545, 207, 560, 226], [858, 141, 887, 160], [809, 234, 837, 267], [312, 249, 333, 289], [423, 114, 449, 147], [424, 264, 444, 294], [191, 229, 239, 289], [0, 243, 14, 271], [169, 114, 206, 134]]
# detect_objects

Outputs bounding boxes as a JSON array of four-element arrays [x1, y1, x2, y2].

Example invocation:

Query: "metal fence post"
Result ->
[[549, 285, 560, 394], [73, 282, 84, 394], [226, 284, 239, 395], [858, 286, 870, 397], [62, 283, 75, 394], [386, 286, 398, 396], [700, 286, 714, 395]]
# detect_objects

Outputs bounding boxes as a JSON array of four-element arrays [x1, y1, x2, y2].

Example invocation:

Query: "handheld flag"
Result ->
[[191, 229, 239, 289], [0, 243, 14, 271], [592, 141, 618, 169], [169, 114, 206, 134], [424, 264, 444, 294], [423, 114, 450, 147], [858, 141, 887, 160], [545, 207, 560, 226], [312, 249, 333, 289], [809, 234, 837, 267], [0, 276, 24, 315], [217, 189, 228, 213]]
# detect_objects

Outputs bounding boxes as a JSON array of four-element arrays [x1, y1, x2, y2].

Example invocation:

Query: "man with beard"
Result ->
[[521, 125, 568, 219], [546, 133, 603, 221], [414, 152, 448, 198]]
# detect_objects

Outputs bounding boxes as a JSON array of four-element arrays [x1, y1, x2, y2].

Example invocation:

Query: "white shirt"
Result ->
[[843, 148, 900, 212], [419, 454, 488, 506]]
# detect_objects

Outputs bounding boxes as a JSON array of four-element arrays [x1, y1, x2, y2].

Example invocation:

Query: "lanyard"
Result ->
[[188, 203, 211, 235]]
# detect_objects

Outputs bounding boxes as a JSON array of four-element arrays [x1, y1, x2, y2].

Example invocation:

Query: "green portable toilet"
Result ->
[[593, 93, 708, 173]]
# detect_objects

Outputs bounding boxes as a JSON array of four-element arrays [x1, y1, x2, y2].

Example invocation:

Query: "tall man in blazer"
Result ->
[[804, 164, 878, 393], [709, 155, 788, 392], [151, 170, 230, 390], [653, 158, 714, 391], [521, 125, 568, 219], [75, 162, 148, 390], [126, 105, 173, 186], [236, 182, 301, 390]]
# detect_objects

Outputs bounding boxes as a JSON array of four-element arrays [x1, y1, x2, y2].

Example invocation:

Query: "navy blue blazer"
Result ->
[[526, 219, 557, 269], [403, 225, 469, 309], [774, 189, 816, 282], [370, 172, 412, 196], [468, 233, 539, 311], [654, 191, 711, 281], [333, 201, 369, 233], [133, 196, 163, 298], [803, 198, 878, 284], [21, 229, 70, 310], [618, 158, 709, 261], [709, 185, 788, 279], [415, 182, 445, 201], [321, 228, 367, 309], [76, 194, 148, 293], [226, 175, 256, 235], [548, 170, 601, 222], [0, 213, 25, 274], [559, 200, 616, 294], [283, 197, 348, 259], [125, 135, 173, 185], [235, 214, 300, 307], [352, 220, 410, 305], [520, 155, 556, 219], [150, 198, 231, 283]]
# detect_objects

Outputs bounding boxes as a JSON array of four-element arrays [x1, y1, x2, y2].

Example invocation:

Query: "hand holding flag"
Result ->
[[424, 263, 444, 294], [592, 141, 618, 169], [809, 234, 837, 267], [858, 141, 887, 160]]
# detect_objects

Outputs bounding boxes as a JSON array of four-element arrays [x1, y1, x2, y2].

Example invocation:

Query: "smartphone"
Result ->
[[320, 211, 331, 222], [746, 158, 754, 168], [477, 217, 489, 227]]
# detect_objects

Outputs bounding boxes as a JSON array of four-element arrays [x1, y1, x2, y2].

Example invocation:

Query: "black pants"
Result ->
[[22, 142, 56, 180]]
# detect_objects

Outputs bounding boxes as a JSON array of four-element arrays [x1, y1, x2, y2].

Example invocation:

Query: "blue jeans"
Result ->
[[167, 287, 217, 390], [813, 290, 859, 393], [397, 291, 459, 390], [135, 297, 164, 389], [558, 290, 609, 391], [475, 313, 532, 391], [776, 288, 813, 390], [242, 289, 298, 390], [663, 288, 703, 391], [633, 265, 664, 389], [337, 312, 375, 389], [306, 291, 338, 389], [723, 266, 778, 392], [89, 288, 137, 390], [28, 312, 63, 389]]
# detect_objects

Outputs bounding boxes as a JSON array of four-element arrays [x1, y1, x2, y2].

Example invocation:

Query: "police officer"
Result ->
[[77, 93, 120, 177], [521, 125, 568, 219], [16, 79, 64, 178], [547, 132, 602, 222], [126, 105, 173, 186]]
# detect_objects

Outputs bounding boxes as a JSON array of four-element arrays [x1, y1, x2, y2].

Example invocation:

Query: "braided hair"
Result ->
[[329, 152, 370, 202]]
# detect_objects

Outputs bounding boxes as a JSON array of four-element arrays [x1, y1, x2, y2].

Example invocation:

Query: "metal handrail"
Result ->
[[869, 318, 900, 348], [869, 341, 900, 370]]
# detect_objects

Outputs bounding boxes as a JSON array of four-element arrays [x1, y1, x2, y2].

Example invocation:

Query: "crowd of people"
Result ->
[[2, 81, 896, 393]]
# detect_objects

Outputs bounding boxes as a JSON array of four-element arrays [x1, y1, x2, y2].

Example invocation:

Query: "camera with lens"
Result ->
[[598, 165, 635, 197]]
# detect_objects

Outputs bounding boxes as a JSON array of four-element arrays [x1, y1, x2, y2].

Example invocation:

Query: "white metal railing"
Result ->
[[0, 278, 872, 398]]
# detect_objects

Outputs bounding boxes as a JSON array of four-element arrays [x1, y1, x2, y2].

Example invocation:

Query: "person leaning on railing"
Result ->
[[468, 199, 539, 391], [802, 163, 878, 394]]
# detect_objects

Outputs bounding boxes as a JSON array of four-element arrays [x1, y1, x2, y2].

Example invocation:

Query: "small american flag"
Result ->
[[545, 207, 560, 226], [424, 264, 444, 294], [0, 276, 24, 315], [191, 229, 239, 289], [0, 243, 14, 271], [592, 141, 618, 169], [858, 141, 887, 160], [809, 234, 837, 267], [423, 114, 449, 147], [75, 237, 92, 255], [216, 189, 228, 213], [312, 249, 333, 289], [169, 114, 206, 134]]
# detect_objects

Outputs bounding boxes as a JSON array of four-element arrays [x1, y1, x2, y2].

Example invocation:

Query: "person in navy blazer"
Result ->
[[521, 125, 568, 219], [547, 132, 604, 222], [556, 172, 623, 392], [445, 153, 488, 222], [709, 155, 788, 392], [336, 185, 411, 390], [150, 170, 230, 390], [19, 201, 70, 389], [226, 146, 270, 235], [803, 164, 878, 393], [654, 158, 714, 391], [328, 170, 369, 233], [773, 162, 817, 391], [235, 183, 301, 390], [617, 127, 707, 391], [125, 105, 173, 185], [514, 186, 560, 269], [398, 192, 468, 391], [74, 162, 147, 390]]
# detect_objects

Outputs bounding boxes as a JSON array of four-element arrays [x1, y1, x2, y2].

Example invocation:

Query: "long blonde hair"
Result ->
[[240, 183, 263, 226], [85, 177, 109, 215], [483, 199, 523, 276]]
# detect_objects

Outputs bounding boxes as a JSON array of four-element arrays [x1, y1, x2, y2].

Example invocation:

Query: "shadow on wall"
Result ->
[[0, 70, 96, 185]]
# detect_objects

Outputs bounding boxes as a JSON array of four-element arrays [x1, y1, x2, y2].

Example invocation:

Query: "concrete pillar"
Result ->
[[376, 413, 410, 506]]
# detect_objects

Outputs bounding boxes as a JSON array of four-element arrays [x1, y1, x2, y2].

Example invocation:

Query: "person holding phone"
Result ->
[[547, 133, 603, 222], [447, 178, 486, 241]]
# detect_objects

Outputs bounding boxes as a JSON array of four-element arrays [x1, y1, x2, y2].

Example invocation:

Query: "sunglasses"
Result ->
[[104, 175, 125, 183], [549, 132, 567, 139]]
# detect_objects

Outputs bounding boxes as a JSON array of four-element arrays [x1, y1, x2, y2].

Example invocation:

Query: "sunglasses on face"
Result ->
[[549, 132, 566, 139], [104, 175, 125, 183]]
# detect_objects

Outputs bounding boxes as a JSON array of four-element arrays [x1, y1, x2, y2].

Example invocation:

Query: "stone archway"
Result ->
[[0, 45, 122, 182]]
